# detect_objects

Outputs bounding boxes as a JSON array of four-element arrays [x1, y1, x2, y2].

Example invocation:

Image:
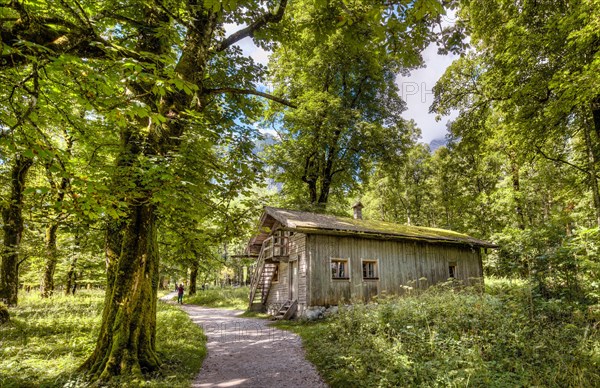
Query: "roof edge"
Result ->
[[282, 226, 499, 249]]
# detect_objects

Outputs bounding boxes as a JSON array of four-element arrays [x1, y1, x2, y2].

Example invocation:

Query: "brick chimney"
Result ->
[[352, 201, 364, 220]]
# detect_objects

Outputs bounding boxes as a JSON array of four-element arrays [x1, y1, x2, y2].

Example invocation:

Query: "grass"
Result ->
[[275, 278, 600, 388], [238, 310, 270, 319], [184, 286, 249, 310], [0, 290, 206, 387], [157, 289, 175, 298]]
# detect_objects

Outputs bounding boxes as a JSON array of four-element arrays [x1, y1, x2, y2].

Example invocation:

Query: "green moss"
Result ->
[[347, 217, 474, 239]]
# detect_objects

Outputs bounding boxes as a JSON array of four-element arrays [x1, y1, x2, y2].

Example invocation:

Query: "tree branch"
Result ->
[[206, 87, 296, 108], [216, 0, 288, 52], [535, 145, 599, 179]]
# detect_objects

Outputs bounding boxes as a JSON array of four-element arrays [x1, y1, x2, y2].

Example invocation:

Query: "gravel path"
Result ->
[[160, 292, 327, 388]]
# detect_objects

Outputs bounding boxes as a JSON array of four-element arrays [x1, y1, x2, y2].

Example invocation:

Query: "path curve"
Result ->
[[161, 292, 327, 388]]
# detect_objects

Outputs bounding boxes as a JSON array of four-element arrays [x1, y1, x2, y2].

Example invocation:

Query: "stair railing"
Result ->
[[248, 238, 269, 307]]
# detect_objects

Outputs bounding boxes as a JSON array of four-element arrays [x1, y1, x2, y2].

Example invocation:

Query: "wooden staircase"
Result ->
[[248, 233, 291, 312], [249, 242, 277, 310], [272, 299, 298, 320]]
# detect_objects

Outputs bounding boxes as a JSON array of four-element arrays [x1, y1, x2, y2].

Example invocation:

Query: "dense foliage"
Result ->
[[280, 280, 600, 387]]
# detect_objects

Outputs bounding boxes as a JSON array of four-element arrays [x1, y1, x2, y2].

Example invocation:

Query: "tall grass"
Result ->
[[278, 279, 600, 387], [184, 286, 249, 310], [0, 290, 205, 387]]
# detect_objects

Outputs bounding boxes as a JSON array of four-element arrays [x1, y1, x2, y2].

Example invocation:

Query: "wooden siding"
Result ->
[[266, 232, 308, 316], [291, 232, 308, 315], [307, 234, 482, 306], [266, 261, 288, 312]]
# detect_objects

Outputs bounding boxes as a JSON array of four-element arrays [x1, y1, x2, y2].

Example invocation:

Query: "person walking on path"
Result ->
[[177, 283, 184, 304]]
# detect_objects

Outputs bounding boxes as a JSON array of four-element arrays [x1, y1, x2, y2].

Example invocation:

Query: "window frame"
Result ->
[[330, 258, 350, 280], [271, 263, 279, 283], [448, 262, 457, 279], [361, 258, 379, 280]]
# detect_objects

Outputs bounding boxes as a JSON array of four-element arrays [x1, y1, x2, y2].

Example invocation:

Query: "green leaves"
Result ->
[[264, 0, 441, 210], [202, 0, 241, 13]]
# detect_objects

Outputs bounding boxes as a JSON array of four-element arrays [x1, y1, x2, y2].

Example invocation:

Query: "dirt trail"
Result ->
[[160, 292, 326, 388]]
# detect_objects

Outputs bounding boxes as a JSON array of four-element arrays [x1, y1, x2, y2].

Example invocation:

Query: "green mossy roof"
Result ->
[[263, 207, 497, 248]]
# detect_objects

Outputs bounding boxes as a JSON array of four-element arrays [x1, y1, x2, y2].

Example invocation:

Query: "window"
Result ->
[[448, 263, 457, 279], [271, 264, 279, 283], [331, 258, 349, 279], [362, 259, 379, 280]]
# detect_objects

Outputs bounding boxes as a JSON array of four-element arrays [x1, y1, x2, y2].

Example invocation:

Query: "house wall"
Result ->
[[266, 261, 288, 314], [265, 232, 308, 316], [307, 234, 483, 306]]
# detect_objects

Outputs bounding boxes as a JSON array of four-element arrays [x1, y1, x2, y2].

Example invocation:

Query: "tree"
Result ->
[[0, 154, 33, 305], [39, 134, 73, 297], [265, 0, 444, 211]]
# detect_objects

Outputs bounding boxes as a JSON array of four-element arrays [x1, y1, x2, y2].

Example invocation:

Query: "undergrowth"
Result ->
[[184, 286, 249, 310], [277, 278, 600, 387], [0, 290, 205, 387]]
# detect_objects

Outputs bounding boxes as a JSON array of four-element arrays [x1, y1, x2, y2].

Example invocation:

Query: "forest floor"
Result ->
[[161, 292, 326, 388], [0, 290, 205, 387]]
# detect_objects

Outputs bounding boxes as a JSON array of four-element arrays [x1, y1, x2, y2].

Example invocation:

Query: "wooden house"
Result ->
[[247, 204, 497, 319]]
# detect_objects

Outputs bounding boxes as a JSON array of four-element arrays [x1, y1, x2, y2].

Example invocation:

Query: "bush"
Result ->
[[488, 226, 600, 303], [282, 282, 600, 387]]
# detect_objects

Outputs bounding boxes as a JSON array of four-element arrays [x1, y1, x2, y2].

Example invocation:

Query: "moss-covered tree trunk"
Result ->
[[80, 6, 172, 379], [81, 201, 160, 379], [79, 1, 286, 382], [0, 155, 33, 306]]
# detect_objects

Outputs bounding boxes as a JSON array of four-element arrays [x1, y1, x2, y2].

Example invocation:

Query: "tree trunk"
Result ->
[[583, 120, 600, 227], [64, 253, 78, 296], [40, 149, 71, 298], [592, 97, 600, 141], [189, 263, 198, 296], [510, 155, 526, 230], [302, 155, 319, 204], [81, 202, 160, 379], [40, 223, 59, 297], [317, 132, 341, 207], [0, 155, 33, 306]]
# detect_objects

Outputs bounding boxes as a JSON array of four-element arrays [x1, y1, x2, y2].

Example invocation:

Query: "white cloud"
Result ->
[[396, 43, 458, 144]]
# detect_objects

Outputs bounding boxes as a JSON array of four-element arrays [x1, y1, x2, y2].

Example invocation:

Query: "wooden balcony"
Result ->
[[262, 234, 289, 260]]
